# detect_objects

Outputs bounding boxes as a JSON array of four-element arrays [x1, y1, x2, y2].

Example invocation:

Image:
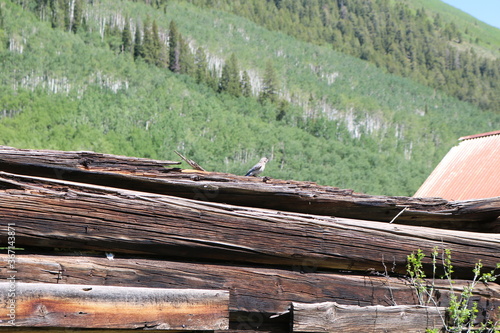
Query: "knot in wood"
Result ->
[[190, 175, 201, 181], [79, 158, 92, 169]]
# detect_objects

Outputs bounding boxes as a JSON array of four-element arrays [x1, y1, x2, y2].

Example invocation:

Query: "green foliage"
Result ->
[[186, 0, 500, 113], [194, 46, 209, 84], [133, 22, 143, 60], [179, 34, 194, 74], [259, 59, 279, 104], [407, 248, 429, 306], [121, 18, 133, 54], [168, 19, 179, 73], [407, 248, 500, 333], [71, 0, 82, 33], [142, 18, 155, 64], [1, 0, 499, 197], [241, 70, 252, 98], [219, 53, 241, 97]]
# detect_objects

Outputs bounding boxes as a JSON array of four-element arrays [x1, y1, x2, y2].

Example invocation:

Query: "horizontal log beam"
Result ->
[[0, 282, 228, 329], [0, 145, 180, 171], [2, 254, 499, 320], [0, 173, 500, 278], [0, 328, 288, 333], [292, 302, 445, 333], [1, 146, 498, 231]]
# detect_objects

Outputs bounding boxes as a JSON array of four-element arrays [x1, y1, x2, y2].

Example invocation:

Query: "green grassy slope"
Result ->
[[0, 0, 499, 196]]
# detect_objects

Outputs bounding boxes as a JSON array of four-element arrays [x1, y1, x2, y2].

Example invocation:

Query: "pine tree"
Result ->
[[195, 47, 209, 84], [179, 34, 195, 75], [121, 18, 133, 54], [63, 0, 71, 32], [207, 65, 220, 91], [133, 23, 143, 60], [219, 53, 241, 97], [104, 23, 122, 52], [71, 0, 82, 33], [168, 20, 180, 73], [142, 18, 155, 64], [219, 63, 230, 93], [227, 53, 242, 96], [152, 20, 165, 67], [260, 59, 279, 103], [49, 0, 63, 28], [241, 70, 252, 97]]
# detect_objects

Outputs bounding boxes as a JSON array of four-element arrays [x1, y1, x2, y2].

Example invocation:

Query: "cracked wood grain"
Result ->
[[0, 282, 228, 329], [0, 172, 499, 278]]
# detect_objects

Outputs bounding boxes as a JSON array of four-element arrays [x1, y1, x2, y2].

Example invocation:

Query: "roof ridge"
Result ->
[[459, 130, 500, 141]]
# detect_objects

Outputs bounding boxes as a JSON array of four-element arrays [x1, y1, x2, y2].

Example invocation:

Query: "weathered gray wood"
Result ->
[[0, 328, 285, 333], [1, 172, 500, 278], [2, 254, 499, 321], [0, 282, 228, 329], [0, 327, 143, 333], [292, 302, 445, 333], [175, 150, 206, 171], [1, 146, 498, 231], [0, 145, 180, 170]]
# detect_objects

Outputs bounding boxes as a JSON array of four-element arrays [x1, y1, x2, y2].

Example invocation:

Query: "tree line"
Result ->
[[22, 0, 500, 113], [114, 17, 282, 107], [6, 0, 308, 135], [185, 0, 500, 113], [19, 0, 282, 107]]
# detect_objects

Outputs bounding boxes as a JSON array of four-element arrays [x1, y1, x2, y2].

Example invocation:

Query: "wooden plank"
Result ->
[[0, 145, 180, 171], [0, 282, 229, 329], [292, 302, 445, 333], [1, 173, 500, 278], [1, 328, 285, 333], [1, 146, 498, 231], [2, 254, 499, 322]]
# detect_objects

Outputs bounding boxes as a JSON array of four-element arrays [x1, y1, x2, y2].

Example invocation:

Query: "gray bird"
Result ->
[[245, 157, 269, 177]]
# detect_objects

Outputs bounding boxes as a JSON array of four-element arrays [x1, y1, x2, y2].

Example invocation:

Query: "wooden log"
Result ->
[[1, 146, 498, 231], [0, 329, 285, 333], [292, 302, 445, 332], [2, 254, 499, 321], [0, 145, 180, 172], [1, 172, 500, 278], [0, 282, 229, 329]]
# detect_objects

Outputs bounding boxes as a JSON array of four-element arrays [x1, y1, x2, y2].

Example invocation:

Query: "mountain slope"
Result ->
[[409, 0, 500, 55], [187, 0, 500, 111], [0, 0, 499, 196]]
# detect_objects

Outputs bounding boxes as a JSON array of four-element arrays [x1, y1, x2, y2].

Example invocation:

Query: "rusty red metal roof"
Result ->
[[414, 131, 500, 200], [458, 130, 500, 141]]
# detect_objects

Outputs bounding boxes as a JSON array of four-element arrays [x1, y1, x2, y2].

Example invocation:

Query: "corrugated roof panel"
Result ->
[[414, 132, 500, 200]]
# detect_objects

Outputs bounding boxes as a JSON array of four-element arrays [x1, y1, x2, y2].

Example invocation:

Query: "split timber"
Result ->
[[0, 146, 499, 231], [0, 146, 499, 332]]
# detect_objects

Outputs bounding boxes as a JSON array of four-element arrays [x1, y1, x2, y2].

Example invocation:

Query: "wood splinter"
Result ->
[[174, 150, 206, 171]]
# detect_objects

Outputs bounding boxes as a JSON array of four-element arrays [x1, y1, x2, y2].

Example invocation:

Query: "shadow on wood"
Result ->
[[1, 146, 499, 231]]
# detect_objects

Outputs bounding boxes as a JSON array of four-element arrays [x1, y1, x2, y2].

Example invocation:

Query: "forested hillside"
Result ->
[[191, 0, 500, 112], [0, 0, 499, 196]]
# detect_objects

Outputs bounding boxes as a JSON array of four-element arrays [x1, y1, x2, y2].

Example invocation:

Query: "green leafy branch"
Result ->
[[407, 247, 500, 333]]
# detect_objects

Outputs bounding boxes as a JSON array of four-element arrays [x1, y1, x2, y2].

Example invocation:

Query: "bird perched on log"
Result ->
[[245, 157, 268, 177]]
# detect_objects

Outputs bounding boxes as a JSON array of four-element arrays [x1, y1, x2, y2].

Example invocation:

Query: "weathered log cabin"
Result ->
[[1, 146, 499, 332]]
